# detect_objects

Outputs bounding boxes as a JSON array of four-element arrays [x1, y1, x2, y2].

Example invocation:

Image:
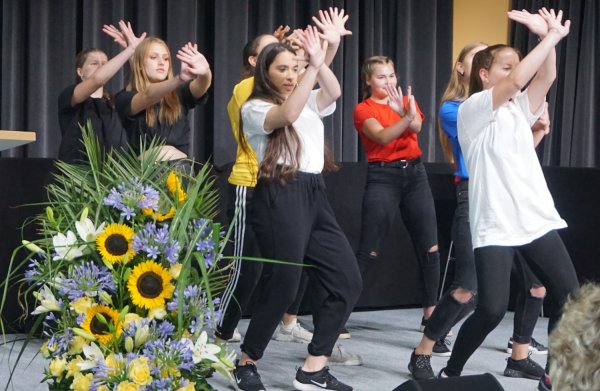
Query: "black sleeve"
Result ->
[[178, 81, 209, 109], [57, 85, 77, 136], [114, 89, 136, 121]]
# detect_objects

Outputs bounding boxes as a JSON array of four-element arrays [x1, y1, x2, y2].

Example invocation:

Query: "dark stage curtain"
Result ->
[[511, 0, 600, 167], [0, 0, 453, 165]]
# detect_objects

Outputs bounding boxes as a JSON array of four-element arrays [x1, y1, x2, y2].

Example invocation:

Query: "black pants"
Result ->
[[356, 162, 440, 307], [446, 230, 579, 375], [424, 180, 544, 343], [240, 172, 362, 360], [215, 184, 309, 340]]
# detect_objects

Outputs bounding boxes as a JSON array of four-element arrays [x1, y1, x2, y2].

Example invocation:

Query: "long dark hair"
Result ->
[[469, 44, 522, 97]]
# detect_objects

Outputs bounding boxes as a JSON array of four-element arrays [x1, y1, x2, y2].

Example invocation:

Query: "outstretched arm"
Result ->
[[493, 8, 569, 111], [71, 21, 146, 106]]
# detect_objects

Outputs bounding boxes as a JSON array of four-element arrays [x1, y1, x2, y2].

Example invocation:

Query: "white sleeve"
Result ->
[[515, 90, 545, 126], [241, 99, 275, 135], [457, 89, 494, 142], [306, 89, 336, 118]]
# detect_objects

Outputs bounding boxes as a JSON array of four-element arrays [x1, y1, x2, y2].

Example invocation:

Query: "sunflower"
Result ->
[[127, 260, 174, 310], [81, 305, 122, 345], [96, 223, 136, 264], [166, 172, 186, 203]]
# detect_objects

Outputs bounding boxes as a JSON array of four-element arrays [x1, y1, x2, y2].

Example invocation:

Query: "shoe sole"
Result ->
[[293, 379, 336, 390], [329, 358, 363, 366], [506, 347, 548, 355], [272, 334, 311, 344], [503, 367, 543, 380], [338, 333, 351, 340], [431, 351, 452, 357]]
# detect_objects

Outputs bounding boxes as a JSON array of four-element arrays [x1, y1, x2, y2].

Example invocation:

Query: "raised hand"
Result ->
[[294, 26, 327, 69], [273, 25, 291, 41], [311, 7, 352, 46], [176, 42, 210, 82], [507, 9, 548, 38], [532, 101, 550, 135], [539, 8, 570, 38], [103, 20, 146, 51], [385, 84, 406, 117]]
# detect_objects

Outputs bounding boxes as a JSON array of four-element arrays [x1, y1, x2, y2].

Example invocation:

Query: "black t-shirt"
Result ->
[[115, 82, 208, 156], [57, 84, 127, 163]]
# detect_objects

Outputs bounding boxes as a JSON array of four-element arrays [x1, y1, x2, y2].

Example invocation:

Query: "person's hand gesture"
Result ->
[[539, 8, 570, 38], [103, 20, 146, 51], [385, 84, 406, 117], [507, 9, 548, 38], [273, 25, 291, 41], [176, 42, 210, 82], [311, 7, 352, 46], [294, 26, 327, 69]]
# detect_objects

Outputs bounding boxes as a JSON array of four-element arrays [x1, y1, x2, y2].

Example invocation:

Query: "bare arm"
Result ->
[[263, 26, 326, 130], [129, 77, 183, 116], [493, 8, 569, 111], [361, 86, 418, 145], [71, 21, 146, 106], [315, 64, 341, 112]]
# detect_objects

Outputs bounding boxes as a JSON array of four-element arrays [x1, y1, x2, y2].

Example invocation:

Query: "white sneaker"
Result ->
[[272, 319, 313, 344], [228, 328, 242, 343], [329, 344, 363, 366]]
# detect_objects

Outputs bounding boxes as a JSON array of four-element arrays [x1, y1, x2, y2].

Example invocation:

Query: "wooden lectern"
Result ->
[[0, 130, 36, 151]]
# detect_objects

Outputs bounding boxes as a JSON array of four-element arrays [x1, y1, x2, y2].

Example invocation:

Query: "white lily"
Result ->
[[78, 342, 105, 371], [31, 285, 62, 315], [52, 230, 85, 261], [190, 331, 220, 364], [76, 218, 105, 243]]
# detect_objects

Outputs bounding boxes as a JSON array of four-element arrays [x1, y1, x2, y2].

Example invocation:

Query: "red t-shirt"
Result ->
[[353, 97, 424, 162]]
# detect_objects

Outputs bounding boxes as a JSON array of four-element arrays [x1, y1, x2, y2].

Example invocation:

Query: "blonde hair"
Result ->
[[438, 42, 487, 164], [129, 37, 181, 127], [550, 283, 600, 391], [360, 56, 395, 100]]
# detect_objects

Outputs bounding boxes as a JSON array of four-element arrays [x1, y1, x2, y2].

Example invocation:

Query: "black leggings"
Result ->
[[446, 230, 579, 375]]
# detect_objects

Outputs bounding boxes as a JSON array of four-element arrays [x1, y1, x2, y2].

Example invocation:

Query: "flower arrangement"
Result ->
[[2, 125, 235, 390]]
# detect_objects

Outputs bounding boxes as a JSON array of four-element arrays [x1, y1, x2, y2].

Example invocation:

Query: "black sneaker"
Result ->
[[408, 350, 435, 380], [232, 360, 266, 391], [503, 356, 545, 380], [506, 337, 549, 355], [432, 337, 451, 357], [293, 366, 352, 391]]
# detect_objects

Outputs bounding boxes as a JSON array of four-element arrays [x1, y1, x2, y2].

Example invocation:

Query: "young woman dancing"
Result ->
[[438, 9, 579, 391], [233, 26, 360, 391]]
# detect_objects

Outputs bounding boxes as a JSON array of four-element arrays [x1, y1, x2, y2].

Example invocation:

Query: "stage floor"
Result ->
[[1, 308, 547, 390]]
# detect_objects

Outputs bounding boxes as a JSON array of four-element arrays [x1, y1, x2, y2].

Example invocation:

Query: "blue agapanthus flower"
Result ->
[[132, 222, 181, 264], [58, 261, 116, 301], [143, 338, 194, 373], [103, 178, 160, 220]]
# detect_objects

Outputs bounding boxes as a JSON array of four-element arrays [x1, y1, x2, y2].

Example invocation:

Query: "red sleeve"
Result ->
[[353, 101, 376, 133]]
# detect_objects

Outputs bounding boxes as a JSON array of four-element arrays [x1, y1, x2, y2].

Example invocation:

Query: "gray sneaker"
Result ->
[[329, 344, 363, 366], [272, 319, 313, 344], [228, 328, 242, 343]]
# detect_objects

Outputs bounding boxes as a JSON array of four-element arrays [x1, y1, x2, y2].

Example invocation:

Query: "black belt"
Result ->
[[368, 156, 421, 168]]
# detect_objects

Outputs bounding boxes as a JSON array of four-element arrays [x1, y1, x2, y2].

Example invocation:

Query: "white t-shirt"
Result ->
[[458, 88, 566, 249], [241, 89, 336, 174]]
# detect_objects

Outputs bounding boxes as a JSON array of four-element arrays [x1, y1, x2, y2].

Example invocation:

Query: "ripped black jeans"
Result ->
[[356, 161, 440, 307]]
